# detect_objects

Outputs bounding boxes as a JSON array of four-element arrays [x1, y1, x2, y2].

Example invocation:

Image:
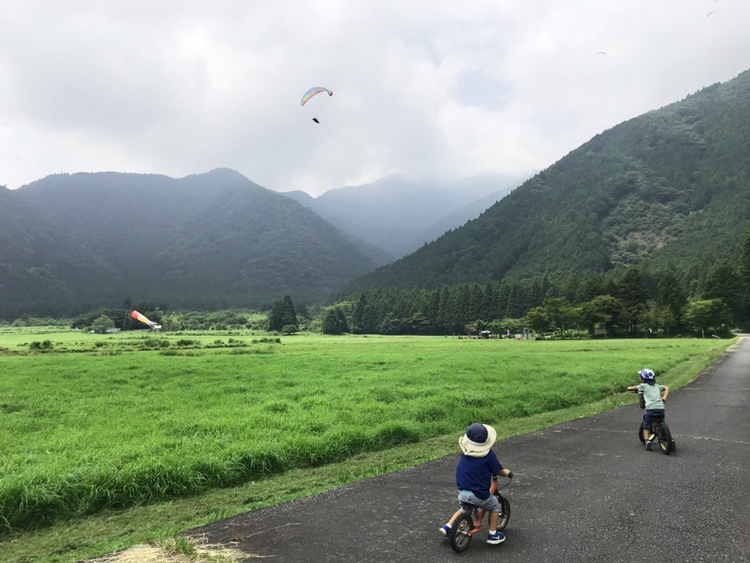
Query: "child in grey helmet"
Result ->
[[439, 423, 513, 545]]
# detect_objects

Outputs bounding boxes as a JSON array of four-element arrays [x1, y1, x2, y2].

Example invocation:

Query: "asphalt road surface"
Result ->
[[194, 339, 750, 562]]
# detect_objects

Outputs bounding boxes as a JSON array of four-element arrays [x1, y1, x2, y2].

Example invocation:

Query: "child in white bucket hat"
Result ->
[[439, 423, 513, 545]]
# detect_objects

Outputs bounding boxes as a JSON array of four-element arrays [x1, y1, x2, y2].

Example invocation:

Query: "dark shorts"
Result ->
[[642, 409, 665, 428]]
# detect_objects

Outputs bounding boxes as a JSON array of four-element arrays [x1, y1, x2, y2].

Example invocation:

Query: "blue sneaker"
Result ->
[[439, 524, 451, 536], [487, 530, 506, 545]]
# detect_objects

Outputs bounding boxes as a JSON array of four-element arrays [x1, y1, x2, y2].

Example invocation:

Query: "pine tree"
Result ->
[[616, 268, 649, 335], [739, 228, 750, 326], [268, 295, 298, 332], [656, 272, 686, 334], [321, 306, 349, 334], [350, 293, 367, 334], [702, 260, 743, 325]]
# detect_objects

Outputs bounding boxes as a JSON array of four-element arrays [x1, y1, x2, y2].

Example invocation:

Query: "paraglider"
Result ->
[[312, 117, 320, 124], [130, 310, 162, 331], [707, 11, 716, 17], [300, 86, 333, 106], [597, 51, 607, 56]]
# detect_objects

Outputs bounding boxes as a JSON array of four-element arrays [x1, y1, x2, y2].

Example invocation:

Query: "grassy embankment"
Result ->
[[0, 329, 733, 562]]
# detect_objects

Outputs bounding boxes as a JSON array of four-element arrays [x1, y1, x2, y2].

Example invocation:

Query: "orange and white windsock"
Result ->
[[131, 310, 154, 327]]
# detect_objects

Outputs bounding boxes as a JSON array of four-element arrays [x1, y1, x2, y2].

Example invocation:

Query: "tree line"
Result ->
[[7, 229, 750, 339], [317, 229, 750, 337]]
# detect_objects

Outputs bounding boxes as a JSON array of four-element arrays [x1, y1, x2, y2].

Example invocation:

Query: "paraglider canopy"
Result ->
[[312, 117, 320, 124], [301, 86, 333, 106]]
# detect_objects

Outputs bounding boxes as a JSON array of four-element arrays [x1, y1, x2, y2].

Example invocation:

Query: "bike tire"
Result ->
[[497, 495, 511, 531], [655, 422, 672, 455], [638, 424, 646, 444], [450, 513, 474, 553]]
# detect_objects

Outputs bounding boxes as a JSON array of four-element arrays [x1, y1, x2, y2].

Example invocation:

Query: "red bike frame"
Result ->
[[464, 478, 499, 535]]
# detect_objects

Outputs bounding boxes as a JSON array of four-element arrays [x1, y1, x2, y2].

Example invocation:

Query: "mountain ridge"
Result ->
[[344, 69, 750, 293], [280, 173, 523, 259], [0, 169, 378, 318]]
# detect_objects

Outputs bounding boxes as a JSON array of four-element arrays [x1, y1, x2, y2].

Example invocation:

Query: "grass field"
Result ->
[[0, 329, 734, 562]]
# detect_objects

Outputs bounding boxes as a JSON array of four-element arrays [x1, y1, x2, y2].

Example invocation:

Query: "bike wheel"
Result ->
[[655, 422, 672, 455], [450, 513, 474, 553], [496, 495, 511, 531], [638, 425, 646, 444]]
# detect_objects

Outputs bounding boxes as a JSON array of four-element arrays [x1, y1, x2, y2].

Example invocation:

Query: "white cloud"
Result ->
[[1, 0, 748, 195]]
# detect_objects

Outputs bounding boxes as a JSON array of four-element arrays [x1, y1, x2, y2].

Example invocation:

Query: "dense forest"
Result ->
[[5, 230, 746, 338], [319, 228, 750, 338]]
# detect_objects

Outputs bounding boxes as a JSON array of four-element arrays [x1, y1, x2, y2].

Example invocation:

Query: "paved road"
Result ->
[[194, 339, 750, 562]]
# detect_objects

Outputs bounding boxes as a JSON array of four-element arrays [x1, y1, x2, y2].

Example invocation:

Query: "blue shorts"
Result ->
[[642, 409, 665, 428], [458, 491, 502, 514]]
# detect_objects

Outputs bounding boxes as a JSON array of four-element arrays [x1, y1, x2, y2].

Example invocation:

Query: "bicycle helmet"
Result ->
[[638, 368, 655, 381]]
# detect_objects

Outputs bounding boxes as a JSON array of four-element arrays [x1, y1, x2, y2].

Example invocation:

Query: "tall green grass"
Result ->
[[0, 333, 730, 532]]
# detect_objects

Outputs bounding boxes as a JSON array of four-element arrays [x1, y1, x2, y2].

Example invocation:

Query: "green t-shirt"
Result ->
[[637, 382, 666, 410]]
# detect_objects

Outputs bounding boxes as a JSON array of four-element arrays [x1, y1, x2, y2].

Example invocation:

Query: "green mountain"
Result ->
[[347, 69, 750, 292], [0, 186, 100, 316], [417, 178, 529, 248], [1, 169, 377, 318]]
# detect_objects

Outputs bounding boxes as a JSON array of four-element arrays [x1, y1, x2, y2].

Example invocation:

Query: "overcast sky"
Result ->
[[1, 1, 748, 196]]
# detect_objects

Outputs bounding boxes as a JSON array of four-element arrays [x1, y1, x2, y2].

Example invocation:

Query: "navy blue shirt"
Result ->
[[456, 450, 503, 499]]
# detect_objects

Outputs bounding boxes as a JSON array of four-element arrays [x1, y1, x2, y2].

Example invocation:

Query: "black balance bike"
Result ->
[[633, 390, 676, 455]]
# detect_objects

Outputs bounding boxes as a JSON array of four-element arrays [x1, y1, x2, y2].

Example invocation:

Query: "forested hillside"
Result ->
[[0, 169, 377, 319], [347, 69, 750, 293]]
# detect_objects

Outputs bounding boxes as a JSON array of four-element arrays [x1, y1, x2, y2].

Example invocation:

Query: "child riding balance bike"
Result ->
[[439, 423, 513, 552], [628, 368, 673, 453]]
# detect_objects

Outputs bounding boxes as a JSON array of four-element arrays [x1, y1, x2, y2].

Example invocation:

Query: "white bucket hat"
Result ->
[[459, 423, 497, 457]]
